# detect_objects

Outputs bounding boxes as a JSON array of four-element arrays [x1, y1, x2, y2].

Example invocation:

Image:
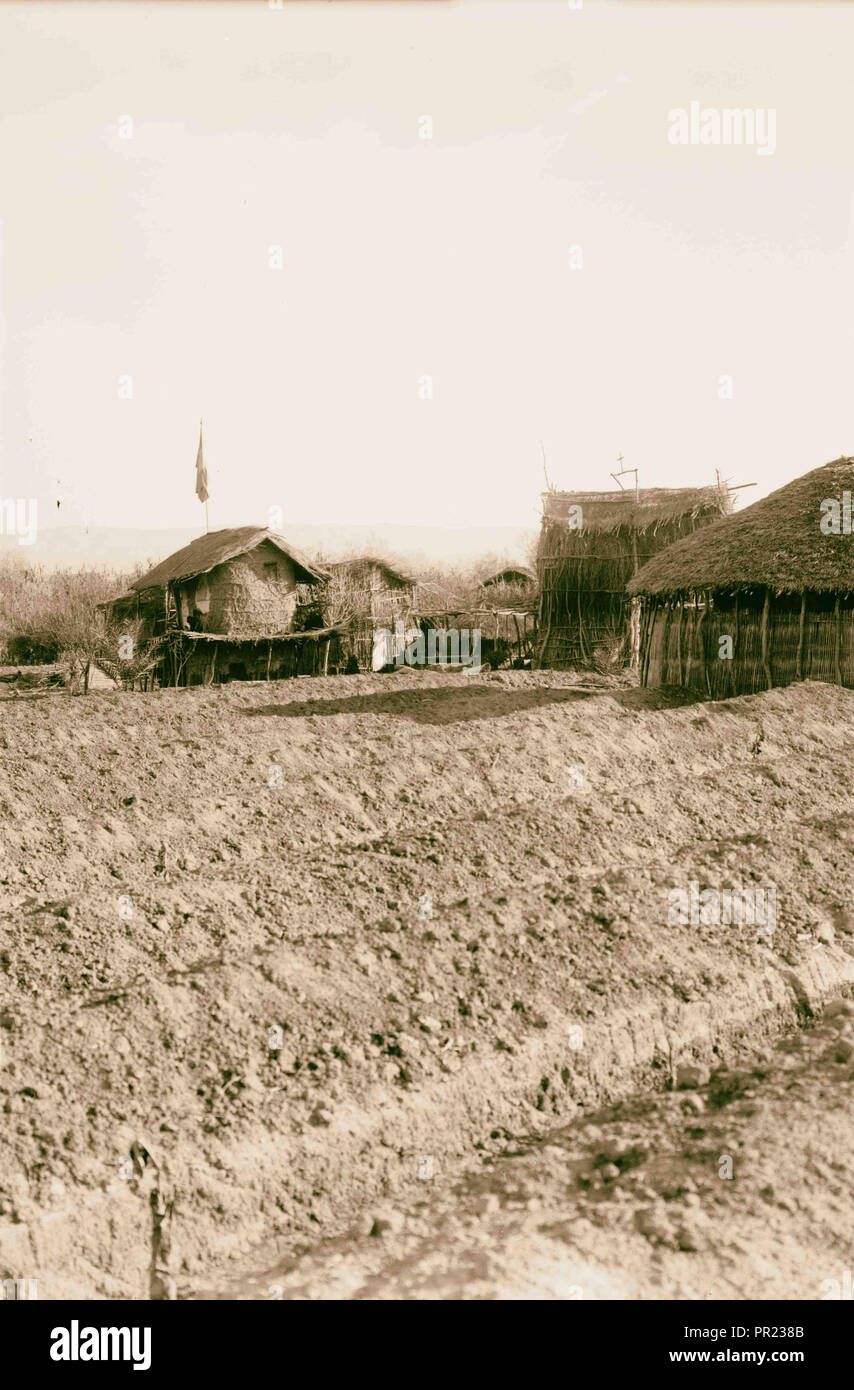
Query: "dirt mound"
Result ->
[[1, 671, 853, 1297]]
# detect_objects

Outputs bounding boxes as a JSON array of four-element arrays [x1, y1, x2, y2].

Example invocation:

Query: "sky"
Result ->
[[1, 0, 854, 537]]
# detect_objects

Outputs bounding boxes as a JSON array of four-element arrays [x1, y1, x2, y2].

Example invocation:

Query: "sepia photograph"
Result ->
[[1, 0, 852, 1369]]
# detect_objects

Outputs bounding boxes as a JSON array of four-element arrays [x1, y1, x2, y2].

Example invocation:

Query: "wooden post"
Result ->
[[699, 593, 711, 696], [834, 593, 842, 685], [535, 574, 545, 668], [761, 588, 773, 689], [795, 593, 806, 681], [684, 600, 695, 688], [323, 636, 331, 676], [536, 595, 551, 670], [641, 601, 653, 686], [676, 603, 684, 685], [266, 641, 272, 682], [576, 587, 589, 664], [640, 601, 650, 684], [731, 591, 739, 696], [627, 595, 641, 669], [660, 601, 672, 685]]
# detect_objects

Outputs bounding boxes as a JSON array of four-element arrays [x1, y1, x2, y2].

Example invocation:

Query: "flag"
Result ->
[[195, 422, 209, 504]]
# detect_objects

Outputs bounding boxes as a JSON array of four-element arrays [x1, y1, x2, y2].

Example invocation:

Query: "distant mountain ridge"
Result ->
[[0, 522, 537, 576]]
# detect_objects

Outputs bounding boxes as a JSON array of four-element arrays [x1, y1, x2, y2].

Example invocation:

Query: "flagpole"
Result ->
[[196, 417, 210, 534], [202, 418, 208, 533]]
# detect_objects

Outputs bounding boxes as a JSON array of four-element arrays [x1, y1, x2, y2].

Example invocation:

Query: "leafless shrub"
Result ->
[[312, 568, 363, 629], [0, 560, 161, 693], [409, 561, 480, 615]]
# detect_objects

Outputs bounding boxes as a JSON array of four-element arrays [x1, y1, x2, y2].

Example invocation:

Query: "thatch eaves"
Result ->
[[628, 457, 854, 597], [543, 485, 728, 535], [128, 527, 330, 592]]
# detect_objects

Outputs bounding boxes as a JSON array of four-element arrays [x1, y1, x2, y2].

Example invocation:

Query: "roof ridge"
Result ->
[[127, 526, 329, 592]]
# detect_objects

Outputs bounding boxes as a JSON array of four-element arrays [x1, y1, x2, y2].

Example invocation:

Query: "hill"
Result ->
[[0, 522, 537, 574]]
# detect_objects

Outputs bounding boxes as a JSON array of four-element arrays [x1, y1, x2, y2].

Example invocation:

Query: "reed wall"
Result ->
[[640, 588, 854, 696], [536, 514, 711, 668], [194, 541, 300, 635]]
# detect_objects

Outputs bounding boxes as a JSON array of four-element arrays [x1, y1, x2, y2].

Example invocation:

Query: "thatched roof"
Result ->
[[128, 527, 329, 592], [543, 485, 728, 534], [628, 457, 854, 597], [480, 566, 535, 587], [329, 556, 415, 587]]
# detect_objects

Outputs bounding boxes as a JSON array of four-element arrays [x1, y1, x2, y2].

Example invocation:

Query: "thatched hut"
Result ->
[[630, 457, 854, 697], [480, 566, 536, 590], [536, 484, 730, 668], [103, 526, 334, 685], [326, 556, 416, 670], [328, 557, 415, 624]]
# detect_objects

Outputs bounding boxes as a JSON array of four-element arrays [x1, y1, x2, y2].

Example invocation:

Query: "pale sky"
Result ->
[[2, 0, 853, 534]]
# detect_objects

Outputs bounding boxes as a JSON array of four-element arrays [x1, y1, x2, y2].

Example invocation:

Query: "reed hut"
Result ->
[[536, 484, 730, 668], [326, 556, 416, 670], [103, 526, 334, 685], [480, 566, 536, 590], [630, 457, 854, 697]]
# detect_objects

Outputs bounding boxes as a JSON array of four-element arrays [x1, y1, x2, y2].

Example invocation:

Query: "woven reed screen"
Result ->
[[640, 589, 854, 696]]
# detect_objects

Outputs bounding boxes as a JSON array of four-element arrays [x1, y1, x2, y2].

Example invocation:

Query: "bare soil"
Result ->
[[1, 669, 853, 1298], [220, 1002, 854, 1301]]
